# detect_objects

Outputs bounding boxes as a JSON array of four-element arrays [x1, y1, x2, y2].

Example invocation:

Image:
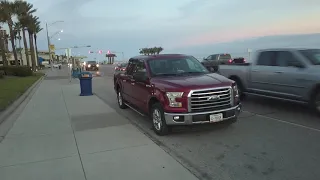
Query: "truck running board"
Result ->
[[124, 103, 145, 116]]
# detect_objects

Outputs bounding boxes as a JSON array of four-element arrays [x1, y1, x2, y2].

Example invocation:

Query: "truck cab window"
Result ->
[[132, 61, 147, 79], [206, 55, 213, 60], [275, 51, 302, 67], [126, 60, 137, 75], [256, 51, 276, 66]]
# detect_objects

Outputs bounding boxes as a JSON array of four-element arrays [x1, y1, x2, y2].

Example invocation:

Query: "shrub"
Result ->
[[0, 66, 33, 77]]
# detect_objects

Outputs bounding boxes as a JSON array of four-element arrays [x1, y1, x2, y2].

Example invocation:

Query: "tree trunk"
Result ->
[[22, 29, 30, 67], [34, 34, 39, 67], [18, 32, 23, 65], [0, 33, 8, 66], [28, 32, 36, 71], [8, 20, 18, 66]]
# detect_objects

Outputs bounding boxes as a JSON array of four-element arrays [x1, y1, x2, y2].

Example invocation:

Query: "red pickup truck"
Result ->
[[114, 54, 241, 135]]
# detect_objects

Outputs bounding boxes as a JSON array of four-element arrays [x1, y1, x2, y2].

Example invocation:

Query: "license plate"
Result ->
[[209, 113, 223, 122]]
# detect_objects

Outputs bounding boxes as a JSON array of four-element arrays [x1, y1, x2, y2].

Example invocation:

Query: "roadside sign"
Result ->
[[49, 44, 55, 51], [247, 48, 252, 53]]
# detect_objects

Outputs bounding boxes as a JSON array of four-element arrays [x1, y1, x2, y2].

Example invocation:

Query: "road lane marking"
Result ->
[[243, 110, 320, 133]]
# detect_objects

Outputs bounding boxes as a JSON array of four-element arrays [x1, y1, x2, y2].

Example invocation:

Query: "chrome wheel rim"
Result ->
[[118, 92, 123, 106], [152, 109, 162, 131]]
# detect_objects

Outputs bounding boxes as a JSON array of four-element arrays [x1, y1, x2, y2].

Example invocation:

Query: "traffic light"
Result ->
[[107, 50, 110, 54], [98, 50, 102, 54], [88, 51, 93, 54]]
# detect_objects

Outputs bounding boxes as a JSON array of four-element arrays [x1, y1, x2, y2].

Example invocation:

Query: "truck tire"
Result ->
[[150, 103, 170, 136], [311, 90, 320, 115], [117, 89, 127, 109]]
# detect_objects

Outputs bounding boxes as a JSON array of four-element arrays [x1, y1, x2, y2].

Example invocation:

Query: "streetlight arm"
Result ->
[[49, 31, 62, 39], [48, 21, 64, 27]]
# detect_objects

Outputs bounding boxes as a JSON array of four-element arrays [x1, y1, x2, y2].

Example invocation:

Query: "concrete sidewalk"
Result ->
[[0, 70, 198, 180]]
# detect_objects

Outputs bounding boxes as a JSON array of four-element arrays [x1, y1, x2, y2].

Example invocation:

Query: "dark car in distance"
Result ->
[[85, 61, 99, 71], [114, 54, 241, 135], [114, 62, 128, 72]]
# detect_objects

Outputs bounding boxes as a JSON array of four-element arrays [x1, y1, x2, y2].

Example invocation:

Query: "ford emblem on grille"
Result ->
[[207, 95, 220, 101]]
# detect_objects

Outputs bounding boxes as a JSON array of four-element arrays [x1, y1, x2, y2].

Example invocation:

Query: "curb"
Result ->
[[0, 76, 44, 133]]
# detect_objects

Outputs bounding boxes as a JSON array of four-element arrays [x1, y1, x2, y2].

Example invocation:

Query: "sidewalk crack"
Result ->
[[61, 88, 88, 180]]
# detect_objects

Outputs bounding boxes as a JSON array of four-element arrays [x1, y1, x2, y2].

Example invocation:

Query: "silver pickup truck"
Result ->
[[219, 48, 320, 114]]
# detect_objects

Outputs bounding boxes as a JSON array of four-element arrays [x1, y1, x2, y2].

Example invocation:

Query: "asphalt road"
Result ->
[[93, 65, 320, 180]]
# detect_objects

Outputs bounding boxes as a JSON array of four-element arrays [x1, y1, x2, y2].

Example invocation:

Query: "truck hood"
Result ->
[[151, 73, 233, 90]]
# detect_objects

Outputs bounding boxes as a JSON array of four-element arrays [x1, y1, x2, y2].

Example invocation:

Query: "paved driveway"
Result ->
[[92, 69, 320, 180]]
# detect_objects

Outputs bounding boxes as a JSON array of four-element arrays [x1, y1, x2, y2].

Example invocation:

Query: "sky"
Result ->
[[6, 0, 320, 60]]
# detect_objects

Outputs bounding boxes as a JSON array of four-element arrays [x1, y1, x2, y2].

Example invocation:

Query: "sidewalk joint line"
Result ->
[[82, 143, 150, 155], [61, 88, 88, 180], [0, 155, 77, 169]]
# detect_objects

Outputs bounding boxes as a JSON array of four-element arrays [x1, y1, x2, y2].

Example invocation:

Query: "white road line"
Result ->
[[242, 110, 320, 133]]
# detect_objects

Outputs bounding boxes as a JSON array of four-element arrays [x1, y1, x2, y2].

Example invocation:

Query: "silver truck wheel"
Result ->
[[151, 103, 169, 136], [117, 90, 127, 109]]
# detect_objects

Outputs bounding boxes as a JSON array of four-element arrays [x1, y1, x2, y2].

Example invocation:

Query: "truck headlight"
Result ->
[[166, 92, 183, 107], [88, 64, 91, 67], [96, 64, 99, 67], [233, 85, 239, 98]]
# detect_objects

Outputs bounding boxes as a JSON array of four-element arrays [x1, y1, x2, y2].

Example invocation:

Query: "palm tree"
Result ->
[[14, 22, 23, 64], [33, 21, 42, 66], [0, 0, 19, 66], [26, 15, 38, 71], [0, 27, 8, 66], [155, 47, 163, 54], [16, 0, 36, 68]]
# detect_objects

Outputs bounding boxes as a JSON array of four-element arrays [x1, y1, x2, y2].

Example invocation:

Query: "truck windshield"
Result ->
[[148, 56, 209, 76], [87, 61, 96, 64], [299, 49, 320, 65]]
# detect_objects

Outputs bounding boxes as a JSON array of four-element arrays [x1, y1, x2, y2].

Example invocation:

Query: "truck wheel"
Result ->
[[311, 90, 320, 115], [151, 103, 170, 136], [117, 90, 127, 109]]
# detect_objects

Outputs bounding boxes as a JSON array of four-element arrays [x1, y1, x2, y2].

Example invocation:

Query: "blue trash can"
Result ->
[[78, 72, 93, 96]]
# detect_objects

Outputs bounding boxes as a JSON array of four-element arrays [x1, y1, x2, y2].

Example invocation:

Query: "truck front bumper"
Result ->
[[163, 104, 241, 125]]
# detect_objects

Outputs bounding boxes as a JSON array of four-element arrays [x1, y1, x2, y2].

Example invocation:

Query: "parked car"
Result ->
[[85, 61, 99, 71], [53, 63, 62, 68], [232, 57, 246, 63], [114, 54, 241, 135], [201, 53, 233, 72], [218, 48, 320, 114]]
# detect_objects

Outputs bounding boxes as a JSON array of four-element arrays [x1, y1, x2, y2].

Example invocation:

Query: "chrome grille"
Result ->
[[189, 87, 232, 112]]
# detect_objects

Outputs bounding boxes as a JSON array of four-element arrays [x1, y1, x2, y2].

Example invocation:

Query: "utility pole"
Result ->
[[45, 23, 53, 71]]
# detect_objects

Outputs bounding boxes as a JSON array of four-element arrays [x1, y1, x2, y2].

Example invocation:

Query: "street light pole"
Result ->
[[46, 21, 64, 71], [45, 23, 53, 71]]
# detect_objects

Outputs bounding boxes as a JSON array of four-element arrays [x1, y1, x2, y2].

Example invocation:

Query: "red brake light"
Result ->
[[228, 59, 232, 63], [243, 59, 246, 62]]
